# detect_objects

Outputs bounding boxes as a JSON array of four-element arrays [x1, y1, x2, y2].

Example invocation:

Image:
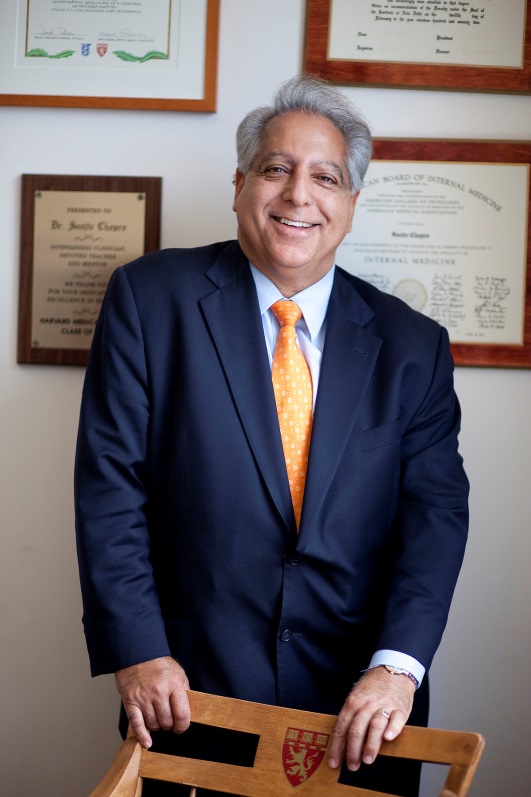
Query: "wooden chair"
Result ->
[[88, 690, 484, 797]]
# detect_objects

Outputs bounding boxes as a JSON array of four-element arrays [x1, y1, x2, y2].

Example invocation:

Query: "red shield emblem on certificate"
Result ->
[[282, 727, 330, 787], [97, 43, 108, 57]]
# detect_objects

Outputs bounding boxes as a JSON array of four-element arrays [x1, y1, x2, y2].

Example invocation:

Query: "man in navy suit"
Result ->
[[75, 76, 468, 796]]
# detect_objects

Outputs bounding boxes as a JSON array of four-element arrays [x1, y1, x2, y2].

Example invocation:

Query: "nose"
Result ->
[[281, 170, 312, 206]]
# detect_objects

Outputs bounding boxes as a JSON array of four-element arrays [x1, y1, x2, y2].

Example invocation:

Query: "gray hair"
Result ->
[[235, 75, 372, 194]]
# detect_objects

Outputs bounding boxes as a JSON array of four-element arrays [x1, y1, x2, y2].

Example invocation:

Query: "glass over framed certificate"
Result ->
[[305, 0, 531, 93], [0, 0, 219, 110], [338, 140, 531, 368]]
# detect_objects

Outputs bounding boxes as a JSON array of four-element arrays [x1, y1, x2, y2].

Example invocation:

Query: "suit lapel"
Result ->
[[299, 269, 382, 540], [200, 248, 383, 538], [200, 243, 294, 529]]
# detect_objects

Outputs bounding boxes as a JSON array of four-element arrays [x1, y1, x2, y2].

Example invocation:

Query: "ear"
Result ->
[[347, 190, 360, 233], [232, 169, 246, 211]]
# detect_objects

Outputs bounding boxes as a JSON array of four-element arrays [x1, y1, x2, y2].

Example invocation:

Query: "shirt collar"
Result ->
[[249, 263, 335, 343]]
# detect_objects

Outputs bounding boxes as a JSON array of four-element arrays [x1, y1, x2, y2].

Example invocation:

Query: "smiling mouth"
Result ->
[[274, 216, 316, 228]]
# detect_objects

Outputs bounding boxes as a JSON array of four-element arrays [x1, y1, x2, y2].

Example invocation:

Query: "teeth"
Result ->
[[278, 217, 314, 228]]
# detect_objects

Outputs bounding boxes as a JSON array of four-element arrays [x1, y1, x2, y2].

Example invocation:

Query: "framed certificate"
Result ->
[[0, 0, 219, 111], [338, 140, 531, 368], [18, 174, 161, 366], [305, 0, 531, 93]]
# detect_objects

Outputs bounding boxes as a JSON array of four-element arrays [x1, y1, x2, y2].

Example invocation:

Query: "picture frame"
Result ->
[[304, 0, 531, 94], [338, 140, 531, 368], [18, 174, 162, 366], [0, 1, 219, 111]]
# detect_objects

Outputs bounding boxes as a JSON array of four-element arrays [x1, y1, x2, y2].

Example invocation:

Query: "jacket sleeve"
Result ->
[[376, 326, 469, 670], [74, 266, 171, 676]]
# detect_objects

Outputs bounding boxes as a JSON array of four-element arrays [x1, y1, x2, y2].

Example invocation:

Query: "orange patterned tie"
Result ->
[[270, 300, 313, 529]]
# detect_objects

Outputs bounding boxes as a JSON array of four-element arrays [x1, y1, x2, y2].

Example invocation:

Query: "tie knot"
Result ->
[[270, 300, 302, 328]]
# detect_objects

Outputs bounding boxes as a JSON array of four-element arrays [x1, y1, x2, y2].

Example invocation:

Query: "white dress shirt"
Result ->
[[249, 262, 425, 687]]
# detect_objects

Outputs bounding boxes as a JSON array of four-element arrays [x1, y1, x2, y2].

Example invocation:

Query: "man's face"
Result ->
[[233, 111, 359, 295]]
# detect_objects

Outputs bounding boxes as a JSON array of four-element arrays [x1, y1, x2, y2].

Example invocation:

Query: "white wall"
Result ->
[[1, 2, 530, 795]]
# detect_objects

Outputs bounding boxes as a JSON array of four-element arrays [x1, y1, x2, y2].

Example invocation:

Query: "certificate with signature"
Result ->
[[22, 0, 174, 70], [329, 0, 527, 68], [304, 0, 530, 93], [337, 141, 531, 367], [0, 1, 218, 110]]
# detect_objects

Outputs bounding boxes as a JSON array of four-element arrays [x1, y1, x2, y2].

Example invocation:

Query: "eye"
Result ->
[[264, 165, 289, 176], [315, 174, 337, 185]]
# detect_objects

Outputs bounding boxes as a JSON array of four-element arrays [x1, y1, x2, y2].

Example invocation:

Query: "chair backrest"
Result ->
[[89, 690, 485, 797]]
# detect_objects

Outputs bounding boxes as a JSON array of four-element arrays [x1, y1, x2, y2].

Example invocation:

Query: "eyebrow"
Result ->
[[257, 150, 347, 184]]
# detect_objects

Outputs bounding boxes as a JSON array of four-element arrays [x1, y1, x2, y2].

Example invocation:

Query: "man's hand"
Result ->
[[328, 666, 416, 772], [115, 656, 191, 749]]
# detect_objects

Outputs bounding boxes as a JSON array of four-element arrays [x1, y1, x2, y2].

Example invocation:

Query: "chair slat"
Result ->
[[88, 690, 485, 797]]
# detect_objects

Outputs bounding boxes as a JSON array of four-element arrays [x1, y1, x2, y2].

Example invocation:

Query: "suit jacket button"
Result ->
[[289, 555, 302, 565], [281, 629, 292, 642]]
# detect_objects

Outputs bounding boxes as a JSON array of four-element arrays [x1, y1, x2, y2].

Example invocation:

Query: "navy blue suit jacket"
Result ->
[[75, 240, 468, 715]]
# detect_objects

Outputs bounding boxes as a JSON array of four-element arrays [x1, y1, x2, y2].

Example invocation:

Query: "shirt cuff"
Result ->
[[368, 650, 426, 687]]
